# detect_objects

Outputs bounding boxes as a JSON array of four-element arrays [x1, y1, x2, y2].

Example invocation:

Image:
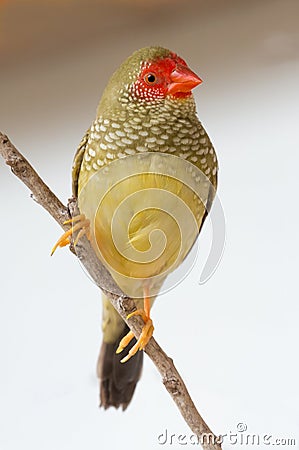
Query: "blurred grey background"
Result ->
[[0, 1, 298, 449]]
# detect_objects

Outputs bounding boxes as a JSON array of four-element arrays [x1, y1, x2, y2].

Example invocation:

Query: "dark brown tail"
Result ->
[[97, 324, 143, 410]]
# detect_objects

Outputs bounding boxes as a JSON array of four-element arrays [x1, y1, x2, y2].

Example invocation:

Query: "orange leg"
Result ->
[[51, 214, 90, 255], [116, 285, 154, 363]]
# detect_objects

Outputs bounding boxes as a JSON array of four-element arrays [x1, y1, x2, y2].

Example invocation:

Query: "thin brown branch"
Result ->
[[0, 131, 222, 450]]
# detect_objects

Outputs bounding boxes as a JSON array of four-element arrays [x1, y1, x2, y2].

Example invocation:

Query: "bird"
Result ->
[[52, 46, 218, 410]]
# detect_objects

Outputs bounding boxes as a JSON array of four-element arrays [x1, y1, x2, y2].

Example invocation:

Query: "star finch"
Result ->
[[54, 46, 218, 409]]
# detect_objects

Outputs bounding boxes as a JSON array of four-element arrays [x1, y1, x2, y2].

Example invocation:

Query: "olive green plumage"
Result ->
[[71, 46, 218, 409]]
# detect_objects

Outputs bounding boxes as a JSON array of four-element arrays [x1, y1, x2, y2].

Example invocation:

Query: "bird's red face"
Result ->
[[131, 53, 202, 101]]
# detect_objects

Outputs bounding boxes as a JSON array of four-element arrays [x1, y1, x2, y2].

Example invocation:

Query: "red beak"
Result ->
[[167, 64, 202, 95]]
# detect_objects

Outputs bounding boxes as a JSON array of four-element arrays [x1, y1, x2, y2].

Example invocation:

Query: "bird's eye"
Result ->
[[145, 73, 157, 85]]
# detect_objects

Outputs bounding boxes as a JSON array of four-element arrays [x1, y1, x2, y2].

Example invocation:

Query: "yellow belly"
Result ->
[[78, 153, 210, 298]]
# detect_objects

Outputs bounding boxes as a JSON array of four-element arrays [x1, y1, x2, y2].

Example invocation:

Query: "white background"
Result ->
[[0, 1, 298, 449]]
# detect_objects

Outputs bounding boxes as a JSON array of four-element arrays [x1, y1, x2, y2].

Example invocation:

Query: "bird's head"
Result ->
[[97, 47, 202, 116]]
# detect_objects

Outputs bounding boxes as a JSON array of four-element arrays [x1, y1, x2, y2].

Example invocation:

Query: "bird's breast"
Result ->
[[78, 112, 218, 192], [78, 151, 213, 298]]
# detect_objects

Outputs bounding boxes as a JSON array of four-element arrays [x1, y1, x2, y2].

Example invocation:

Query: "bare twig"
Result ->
[[0, 132, 222, 450]]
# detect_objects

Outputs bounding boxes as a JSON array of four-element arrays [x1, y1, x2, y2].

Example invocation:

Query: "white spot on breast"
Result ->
[[136, 145, 147, 152], [189, 126, 197, 135], [103, 119, 110, 125], [93, 162, 99, 171], [128, 134, 138, 140], [191, 144, 200, 151], [212, 167, 217, 176], [200, 158, 207, 164], [109, 132, 118, 140], [85, 153, 91, 162], [131, 123, 142, 131], [146, 137, 156, 143], [133, 117, 142, 123], [190, 156, 198, 163], [122, 138, 132, 145], [97, 159, 104, 167], [106, 153, 115, 160], [160, 134, 168, 140], [124, 127, 133, 134], [139, 130, 148, 137], [125, 149, 136, 155], [105, 135, 114, 143], [111, 122, 120, 129], [100, 124, 107, 132], [108, 143, 117, 151], [150, 126, 161, 135], [88, 148, 96, 157], [116, 130, 125, 137], [179, 152, 191, 159], [100, 143, 107, 150], [205, 167, 211, 175]]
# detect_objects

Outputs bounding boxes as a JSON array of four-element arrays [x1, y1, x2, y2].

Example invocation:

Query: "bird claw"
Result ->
[[116, 309, 154, 363], [51, 214, 90, 255]]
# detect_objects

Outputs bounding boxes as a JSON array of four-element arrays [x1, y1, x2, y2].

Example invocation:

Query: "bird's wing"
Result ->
[[199, 168, 218, 234], [71, 128, 90, 197]]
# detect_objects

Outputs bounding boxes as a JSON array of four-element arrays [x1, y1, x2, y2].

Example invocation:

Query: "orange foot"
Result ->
[[51, 214, 90, 255], [116, 288, 154, 363]]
